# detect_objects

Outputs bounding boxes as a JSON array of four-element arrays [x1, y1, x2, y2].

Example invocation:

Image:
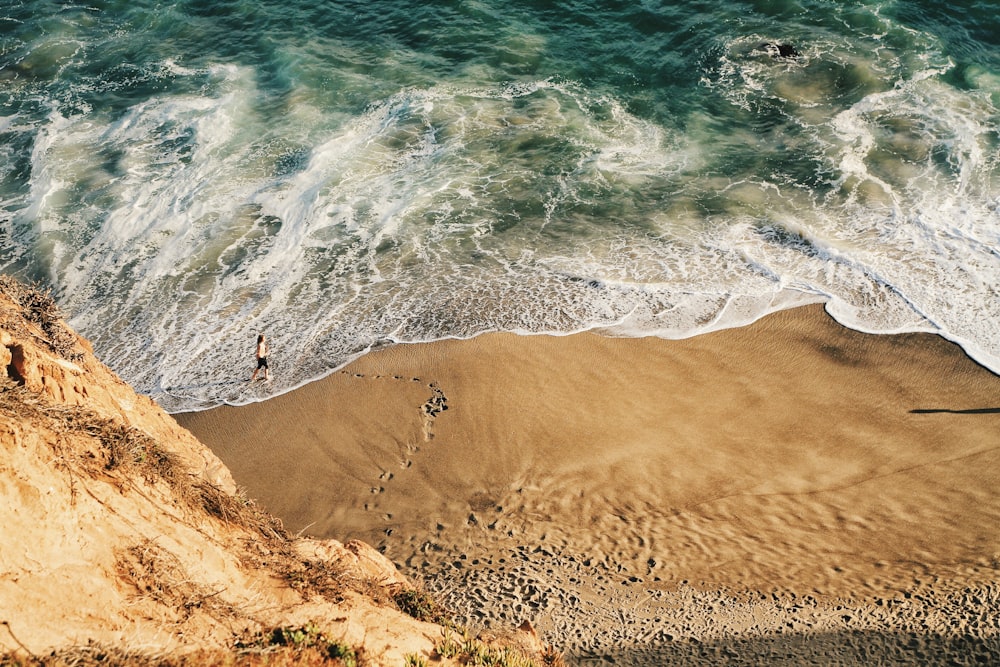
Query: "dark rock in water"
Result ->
[[757, 42, 800, 58]]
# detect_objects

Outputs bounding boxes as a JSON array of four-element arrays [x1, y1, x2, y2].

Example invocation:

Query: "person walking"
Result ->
[[251, 333, 270, 381]]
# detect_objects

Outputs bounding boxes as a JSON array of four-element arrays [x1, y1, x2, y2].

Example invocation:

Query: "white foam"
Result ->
[[6, 28, 1000, 412], [17, 109, 74, 238]]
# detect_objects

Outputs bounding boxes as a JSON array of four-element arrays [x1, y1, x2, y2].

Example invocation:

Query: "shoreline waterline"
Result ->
[[167, 295, 998, 415]]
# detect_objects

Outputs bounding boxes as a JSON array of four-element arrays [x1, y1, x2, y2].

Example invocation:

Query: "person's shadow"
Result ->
[[910, 407, 1000, 414]]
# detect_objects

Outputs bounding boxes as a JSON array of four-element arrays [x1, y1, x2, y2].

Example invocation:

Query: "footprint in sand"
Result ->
[[341, 371, 449, 443], [421, 384, 449, 441], [342, 371, 452, 520]]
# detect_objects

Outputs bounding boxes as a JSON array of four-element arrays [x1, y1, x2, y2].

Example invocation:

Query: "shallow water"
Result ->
[[2, 0, 998, 411]]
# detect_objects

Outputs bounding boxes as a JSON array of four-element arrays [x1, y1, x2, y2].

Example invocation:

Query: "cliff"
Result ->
[[0, 276, 549, 666]]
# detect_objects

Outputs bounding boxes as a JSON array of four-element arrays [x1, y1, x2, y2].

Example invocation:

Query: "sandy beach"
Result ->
[[177, 304, 1000, 664]]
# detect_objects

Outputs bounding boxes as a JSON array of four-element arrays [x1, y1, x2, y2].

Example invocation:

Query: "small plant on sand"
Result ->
[[468, 644, 533, 667], [403, 654, 427, 667], [236, 622, 360, 666], [432, 628, 562, 667], [436, 628, 462, 659]]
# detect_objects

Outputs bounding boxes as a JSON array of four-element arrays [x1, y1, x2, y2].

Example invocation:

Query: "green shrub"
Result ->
[[403, 654, 427, 667], [240, 622, 359, 666], [393, 588, 449, 625]]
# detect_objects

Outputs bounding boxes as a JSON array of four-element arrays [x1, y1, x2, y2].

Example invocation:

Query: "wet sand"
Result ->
[[177, 304, 1000, 664]]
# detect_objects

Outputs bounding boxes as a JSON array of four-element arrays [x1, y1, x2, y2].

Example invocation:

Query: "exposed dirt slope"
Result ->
[[0, 277, 546, 665]]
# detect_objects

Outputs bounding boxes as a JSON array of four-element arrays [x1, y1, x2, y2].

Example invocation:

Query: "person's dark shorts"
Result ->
[[257, 357, 269, 369]]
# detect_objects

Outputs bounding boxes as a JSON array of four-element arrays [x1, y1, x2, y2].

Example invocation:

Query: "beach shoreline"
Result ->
[[177, 304, 1000, 663]]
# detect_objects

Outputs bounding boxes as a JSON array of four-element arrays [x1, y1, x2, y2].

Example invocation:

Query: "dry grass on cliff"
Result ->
[[0, 374, 345, 586], [0, 377, 288, 543], [0, 376, 440, 619], [0, 276, 81, 361], [0, 376, 373, 664], [1, 626, 567, 667], [114, 540, 239, 625], [0, 628, 364, 667]]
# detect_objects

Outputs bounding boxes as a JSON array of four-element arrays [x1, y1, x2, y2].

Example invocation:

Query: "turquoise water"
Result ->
[[2, 0, 998, 411]]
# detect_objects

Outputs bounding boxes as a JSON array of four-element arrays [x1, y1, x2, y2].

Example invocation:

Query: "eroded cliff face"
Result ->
[[0, 277, 234, 494], [0, 277, 456, 664]]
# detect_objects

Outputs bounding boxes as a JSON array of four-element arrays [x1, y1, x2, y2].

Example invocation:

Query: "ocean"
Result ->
[[2, 0, 998, 412]]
